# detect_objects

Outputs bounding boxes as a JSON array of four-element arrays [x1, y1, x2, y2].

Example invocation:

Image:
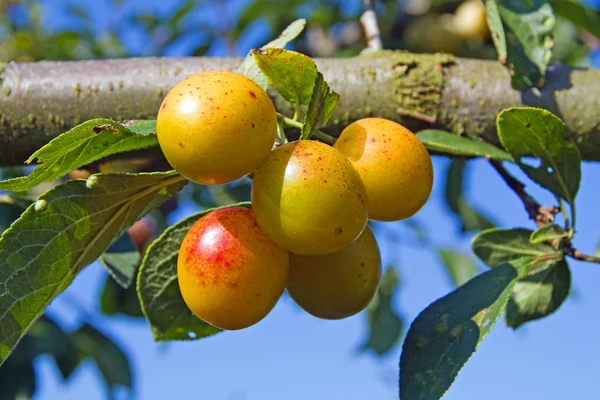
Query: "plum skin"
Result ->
[[287, 226, 382, 320], [177, 206, 289, 330], [251, 140, 369, 256], [334, 118, 433, 221], [157, 70, 277, 185]]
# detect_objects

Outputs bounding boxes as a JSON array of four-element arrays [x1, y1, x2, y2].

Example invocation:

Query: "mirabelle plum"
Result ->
[[287, 226, 382, 319], [252, 140, 368, 255], [177, 206, 289, 330], [453, 0, 490, 40], [157, 71, 277, 185], [334, 118, 433, 221]]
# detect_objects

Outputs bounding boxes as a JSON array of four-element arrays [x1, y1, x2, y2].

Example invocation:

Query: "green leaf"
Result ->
[[300, 72, 340, 140], [251, 48, 318, 105], [472, 228, 561, 268], [550, 0, 600, 39], [438, 249, 478, 287], [0, 171, 186, 366], [171, 0, 195, 27], [137, 204, 253, 341], [100, 273, 144, 318], [530, 224, 568, 244], [0, 199, 26, 233], [28, 316, 79, 378], [497, 107, 581, 210], [416, 130, 514, 161], [506, 259, 570, 329], [71, 323, 132, 394], [99, 231, 140, 288], [485, 0, 507, 58], [360, 268, 403, 356], [444, 160, 496, 233], [485, 0, 555, 89], [263, 19, 307, 49], [237, 19, 306, 89], [0, 119, 158, 192], [399, 258, 531, 400]]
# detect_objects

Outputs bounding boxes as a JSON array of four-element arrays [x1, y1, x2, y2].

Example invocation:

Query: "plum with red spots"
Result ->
[[334, 118, 433, 221], [287, 226, 382, 320], [251, 140, 368, 255], [156, 70, 277, 185], [177, 206, 289, 330]]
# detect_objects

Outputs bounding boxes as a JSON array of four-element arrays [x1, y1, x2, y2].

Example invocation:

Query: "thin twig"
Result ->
[[277, 113, 337, 145], [360, 0, 383, 52], [489, 159, 600, 264], [489, 160, 557, 227], [564, 243, 600, 264]]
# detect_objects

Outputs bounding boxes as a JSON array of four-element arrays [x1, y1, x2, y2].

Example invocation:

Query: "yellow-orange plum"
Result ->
[[157, 71, 277, 185], [287, 226, 382, 320], [334, 118, 433, 221], [177, 206, 289, 330], [252, 140, 368, 256], [453, 0, 490, 40]]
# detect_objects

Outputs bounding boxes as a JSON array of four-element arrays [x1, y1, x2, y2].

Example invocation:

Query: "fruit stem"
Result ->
[[293, 102, 301, 121], [277, 113, 337, 145]]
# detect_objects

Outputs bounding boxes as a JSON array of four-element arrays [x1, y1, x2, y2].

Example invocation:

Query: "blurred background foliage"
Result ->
[[1, 0, 599, 398]]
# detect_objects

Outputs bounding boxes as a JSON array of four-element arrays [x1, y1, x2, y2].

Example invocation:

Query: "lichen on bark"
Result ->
[[383, 51, 455, 123]]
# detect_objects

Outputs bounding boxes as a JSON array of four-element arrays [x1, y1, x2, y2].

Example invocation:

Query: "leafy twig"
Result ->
[[360, 0, 383, 52], [490, 160, 600, 264]]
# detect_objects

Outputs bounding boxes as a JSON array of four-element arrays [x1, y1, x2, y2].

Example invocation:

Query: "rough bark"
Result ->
[[0, 51, 599, 166]]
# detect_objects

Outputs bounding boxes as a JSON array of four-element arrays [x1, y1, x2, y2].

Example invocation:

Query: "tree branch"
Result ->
[[1, 52, 600, 166]]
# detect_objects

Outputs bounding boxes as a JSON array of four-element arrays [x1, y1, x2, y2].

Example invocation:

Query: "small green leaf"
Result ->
[[360, 268, 403, 356], [71, 323, 132, 395], [251, 48, 318, 105], [416, 130, 514, 161], [485, 0, 507, 59], [137, 204, 253, 341], [100, 274, 144, 318], [301, 72, 340, 140], [99, 231, 140, 288], [399, 258, 531, 400], [263, 19, 307, 49], [0, 172, 186, 366], [0, 119, 158, 192], [550, 0, 600, 39], [497, 108, 581, 211], [472, 228, 561, 268], [506, 259, 570, 329], [485, 0, 555, 89], [530, 224, 567, 244], [438, 249, 478, 287], [237, 19, 306, 89], [444, 160, 496, 233]]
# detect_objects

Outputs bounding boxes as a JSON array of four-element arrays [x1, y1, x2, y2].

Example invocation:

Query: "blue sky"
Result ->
[[9, 0, 600, 399]]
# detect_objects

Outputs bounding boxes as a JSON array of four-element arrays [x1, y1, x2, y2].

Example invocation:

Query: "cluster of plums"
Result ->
[[156, 70, 433, 330]]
